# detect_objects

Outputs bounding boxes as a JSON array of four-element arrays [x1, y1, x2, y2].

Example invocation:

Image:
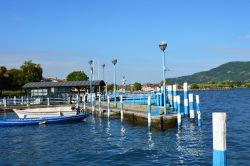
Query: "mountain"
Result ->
[[166, 61, 250, 84]]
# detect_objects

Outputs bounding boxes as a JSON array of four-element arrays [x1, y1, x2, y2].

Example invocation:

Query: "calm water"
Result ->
[[0, 89, 250, 165]]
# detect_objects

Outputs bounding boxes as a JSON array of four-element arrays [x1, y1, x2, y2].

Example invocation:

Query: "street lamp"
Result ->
[[112, 58, 117, 108], [159, 41, 167, 115], [89, 60, 93, 107]]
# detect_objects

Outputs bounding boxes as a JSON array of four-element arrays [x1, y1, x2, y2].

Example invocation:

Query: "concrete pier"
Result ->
[[86, 102, 177, 131]]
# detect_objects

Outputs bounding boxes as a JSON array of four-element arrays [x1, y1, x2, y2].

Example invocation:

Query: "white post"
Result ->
[[26, 97, 30, 107], [98, 94, 101, 116], [91, 93, 95, 113], [213, 112, 226, 166], [47, 97, 50, 106], [177, 95, 181, 128], [189, 93, 195, 120], [167, 85, 173, 111], [148, 96, 151, 129], [83, 95, 86, 113], [3, 97, 7, 107], [14, 96, 16, 105], [21, 96, 24, 105], [107, 95, 110, 118], [196, 95, 201, 126], [173, 84, 177, 111], [120, 95, 123, 121]]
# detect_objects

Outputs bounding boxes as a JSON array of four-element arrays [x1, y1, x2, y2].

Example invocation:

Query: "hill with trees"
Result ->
[[166, 61, 250, 84]]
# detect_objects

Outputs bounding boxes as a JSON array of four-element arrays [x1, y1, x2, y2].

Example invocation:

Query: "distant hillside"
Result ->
[[166, 61, 250, 84]]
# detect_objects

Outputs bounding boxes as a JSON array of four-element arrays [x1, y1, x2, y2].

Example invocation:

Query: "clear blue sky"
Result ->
[[0, 0, 250, 84]]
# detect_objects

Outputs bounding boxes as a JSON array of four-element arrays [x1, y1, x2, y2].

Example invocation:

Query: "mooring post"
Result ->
[[148, 96, 151, 129], [183, 82, 189, 116], [120, 95, 123, 121], [83, 95, 86, 113], [21, 96, 24, 105], [47, 97, 50, 106], [196, 95, 201, 126], [14, 96, 16, 105], [173, 84, 177, 111], [189, 93, 195, 120], [3, 97, 7, 107], [177, 95, 181, 128], [167, 85, 173, 112], [107, 95, 110, 118], [91, 94, 95, 113], [26, 97, 30, 107], [213, 112, 226, 166], [98, 94, 101, 116]]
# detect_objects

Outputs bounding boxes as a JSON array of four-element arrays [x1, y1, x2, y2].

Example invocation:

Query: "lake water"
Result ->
[[0, 89, 250, 165]]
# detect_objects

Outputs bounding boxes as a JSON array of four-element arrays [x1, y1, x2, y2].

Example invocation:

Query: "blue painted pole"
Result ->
[[113, 65, 117, 108], [107, 95, 110, 118], [167, 85, 173, 112], [162, 51, 167, 115], [173, 84, 177, 112], [120, 95, 123, 121], [196, 95, 201, 126], [183, 82, 189, 116], [177, 95, 181, 128], [91, 94, 95, 113], [189, 93, 195, 120], [147, 96, 151, 129], [213, 112, 226, 166]]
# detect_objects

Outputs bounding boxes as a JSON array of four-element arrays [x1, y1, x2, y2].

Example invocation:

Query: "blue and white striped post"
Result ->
[[183, 82, 189, 116], [196, 95, 201, 127], [120, 95, 123, 121], [107, 95, 110, 118], [177, 95, 181, 128], [167, 85, 173, 112], [189, 93, 195, 120], [98, 94, 101, 116], [213, 112, 226, 166], [173, 84, 177, 111], [147, 96, 151, 129]]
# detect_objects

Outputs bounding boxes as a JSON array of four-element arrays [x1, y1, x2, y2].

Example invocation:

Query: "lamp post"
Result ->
[[112, 58, 117, 108], [102, 64, 105, 81], [159, 41, 167, 115], [89, 60, 93, 107]]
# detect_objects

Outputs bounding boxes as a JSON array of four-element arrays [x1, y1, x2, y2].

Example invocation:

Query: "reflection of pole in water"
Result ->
[[106, 120, 111, 137], [147, 131, 154, 150]]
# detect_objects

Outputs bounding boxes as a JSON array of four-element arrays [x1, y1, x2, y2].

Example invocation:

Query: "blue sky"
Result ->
[[0, 0, 250, 84]]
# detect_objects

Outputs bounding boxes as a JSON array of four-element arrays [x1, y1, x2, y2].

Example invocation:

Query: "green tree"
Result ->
[[0, 66, 7, 94], [20, 60, 43, 84], [133, 82, 142, 91], [8, 69, 23, 90], [66, 71, 89, 81], [191, 84, 199, 89]]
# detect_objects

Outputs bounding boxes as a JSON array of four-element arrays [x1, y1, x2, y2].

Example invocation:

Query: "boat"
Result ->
[[13, 106, 77, 118], [0, 113, 89, 127]]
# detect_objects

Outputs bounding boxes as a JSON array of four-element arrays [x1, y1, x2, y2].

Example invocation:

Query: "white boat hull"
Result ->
[[13, 106, 77, 118]]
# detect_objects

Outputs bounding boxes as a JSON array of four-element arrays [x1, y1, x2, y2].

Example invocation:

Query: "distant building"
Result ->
[[142, 84, 161, 92]]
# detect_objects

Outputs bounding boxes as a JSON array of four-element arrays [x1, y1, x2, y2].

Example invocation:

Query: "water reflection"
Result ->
[[147, 130, 154, 150]]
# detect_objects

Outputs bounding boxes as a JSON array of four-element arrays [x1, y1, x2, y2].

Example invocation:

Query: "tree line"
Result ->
[[0, 61, 43, 94]]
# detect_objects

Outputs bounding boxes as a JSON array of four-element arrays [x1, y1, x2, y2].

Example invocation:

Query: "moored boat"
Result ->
[[13, 106, 77, 118], [0, 113, 89, 127]]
